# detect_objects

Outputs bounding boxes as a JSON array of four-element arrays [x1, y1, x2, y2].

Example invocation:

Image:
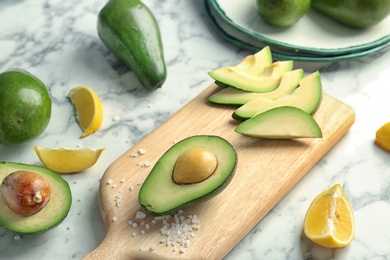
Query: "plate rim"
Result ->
[[209, 0, 390, 55], [205, 0, 390, 62]]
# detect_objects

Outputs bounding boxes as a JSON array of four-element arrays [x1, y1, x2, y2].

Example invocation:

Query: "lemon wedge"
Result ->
[[375, 122, 390, 151], [303, 184, 354, 248], [34, 146, 105, 174], [68, 86, 103, 138]]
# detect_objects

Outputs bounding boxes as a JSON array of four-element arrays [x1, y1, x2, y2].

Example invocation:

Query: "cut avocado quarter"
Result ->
[[233, 71, 323, 120], [0, 162, 72, 234], [208, 68, 304, 105], [138, 135, 237, 216], [208, 60, 294, 93], [235, 106, 322, 139]]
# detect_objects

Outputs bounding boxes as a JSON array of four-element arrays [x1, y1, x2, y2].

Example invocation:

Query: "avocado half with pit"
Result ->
[[0, 162, 72, 234], [138, 135, 237, 216]]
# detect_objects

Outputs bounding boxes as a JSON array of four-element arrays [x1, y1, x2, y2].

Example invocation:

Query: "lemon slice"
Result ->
[[303, 184, 354, 248], [68, 86, 103, 138], [34, 146, 105, 174]]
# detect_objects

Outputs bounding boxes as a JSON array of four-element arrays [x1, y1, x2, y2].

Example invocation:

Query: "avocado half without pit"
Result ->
[[138, 135, 237, 216], [0, 162, 72, 234]]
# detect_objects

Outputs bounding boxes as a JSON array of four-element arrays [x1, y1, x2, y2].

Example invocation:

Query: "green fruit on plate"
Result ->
[[97, 0, 167, 91], [311, 0, 390, 28], [0, 69, 51, 146], [257, 0, 311, 27]]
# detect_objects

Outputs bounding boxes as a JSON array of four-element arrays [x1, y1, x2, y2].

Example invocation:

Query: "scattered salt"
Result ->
[[150, 244, 156, 251], [135, 211, 146, 219], [106, 179, 113, 185], [14, 235, 20, 240], [112, 216, 117, 222], [112, 115, 120, 121], [139, 148, 147, 154], [120, 178, 125, 183], [129, 186, 135, 191]]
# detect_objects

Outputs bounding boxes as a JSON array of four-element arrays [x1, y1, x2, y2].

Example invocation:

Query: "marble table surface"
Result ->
[[1, 0, 390, 259]]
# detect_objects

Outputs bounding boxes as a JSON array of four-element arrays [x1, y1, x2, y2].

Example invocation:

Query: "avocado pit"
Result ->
[[173, 148, 218, 184], [1, 171, 52, 216]]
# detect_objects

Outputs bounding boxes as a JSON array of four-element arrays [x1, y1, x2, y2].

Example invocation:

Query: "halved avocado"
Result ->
[[233, 71, 323, 120], [138, 135, 237, 216], [208, 68, 304, 106], [0, 162, 72, 233]]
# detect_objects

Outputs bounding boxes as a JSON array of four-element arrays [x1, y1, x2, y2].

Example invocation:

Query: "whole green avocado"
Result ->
[[97, 0, 167, 91], [311, 0, 390, 28]]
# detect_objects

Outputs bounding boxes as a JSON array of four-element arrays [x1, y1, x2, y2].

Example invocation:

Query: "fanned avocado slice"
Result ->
[[138, 135, 237, 216], [0, 162, 72, 234], [233, 71, 323, 120]]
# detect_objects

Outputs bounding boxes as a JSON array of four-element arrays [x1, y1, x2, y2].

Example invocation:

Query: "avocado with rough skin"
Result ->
[[138, 135, 237, 216], [0, 162, 72, 234]]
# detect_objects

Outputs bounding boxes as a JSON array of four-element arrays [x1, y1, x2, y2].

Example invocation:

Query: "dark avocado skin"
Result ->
[[311, 0, 390, 28], [97, 0, 167, 91]]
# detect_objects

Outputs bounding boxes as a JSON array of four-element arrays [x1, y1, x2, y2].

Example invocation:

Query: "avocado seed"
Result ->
[[173, 148, 218, 184], [1, 171, 52, 216]]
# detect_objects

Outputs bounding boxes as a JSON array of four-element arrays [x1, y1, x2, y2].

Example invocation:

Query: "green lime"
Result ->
[[257, 0, 311, 27], [0, 69, 51, 146]]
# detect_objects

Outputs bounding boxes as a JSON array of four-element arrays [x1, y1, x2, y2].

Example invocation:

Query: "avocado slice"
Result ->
[[0, 162, 72, 233], [138, 135, 237, 216], [233, 71, 322, 120], [208, 68, 304, 106], [235, 106, 322, 139], [208, 60, 294, 93]]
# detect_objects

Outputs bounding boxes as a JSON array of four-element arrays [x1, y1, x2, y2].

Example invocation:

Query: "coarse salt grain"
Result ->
[[135, 211, 146, 219], [129, 186, 135, 191], [150, 244, 156, 251], [130, 152, 139, 157], [106, 179, 113, 185], [139, 148, 147, 154], [112, 216, 117, 222], [112, 115, 120, 121]]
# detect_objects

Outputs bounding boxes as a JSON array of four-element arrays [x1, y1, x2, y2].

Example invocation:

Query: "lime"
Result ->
[[257, 0, 310, 27], [0, 69, 51, 146]]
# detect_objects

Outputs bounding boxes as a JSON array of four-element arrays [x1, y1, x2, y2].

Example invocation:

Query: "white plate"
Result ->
[[211, 0, 390, 55], [205, 0, 390, 67]]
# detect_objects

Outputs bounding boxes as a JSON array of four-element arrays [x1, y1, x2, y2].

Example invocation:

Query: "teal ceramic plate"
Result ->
[[205, 0, 390, 63], [208, 0, 390, 56]]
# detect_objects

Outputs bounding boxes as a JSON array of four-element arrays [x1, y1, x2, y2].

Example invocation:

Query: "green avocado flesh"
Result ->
[[0, 162, 72, 233], [233, 71, 322, 120], [208, 60, 294, 93], [235, 106, 322, 139], [138, 135, 237, 216], [208, 68, 304, 106]]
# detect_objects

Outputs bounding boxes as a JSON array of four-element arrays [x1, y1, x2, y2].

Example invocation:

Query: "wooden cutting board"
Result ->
[[83, 82, 355, 260]]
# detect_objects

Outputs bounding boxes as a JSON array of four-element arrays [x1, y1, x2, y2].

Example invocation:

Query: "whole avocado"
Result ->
[[311, 0, 390, 28], [0, 69, 51, 146], [97, 0, 167, 91], [257, 0, 311, 27]]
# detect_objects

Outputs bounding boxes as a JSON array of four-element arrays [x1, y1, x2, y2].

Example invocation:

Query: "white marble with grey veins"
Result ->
[[1, 0, 390, 259]]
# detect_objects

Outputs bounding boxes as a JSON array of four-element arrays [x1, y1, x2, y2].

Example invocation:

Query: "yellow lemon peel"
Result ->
[[68, 86, 103, 138], [34, 146, 105, 174]]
